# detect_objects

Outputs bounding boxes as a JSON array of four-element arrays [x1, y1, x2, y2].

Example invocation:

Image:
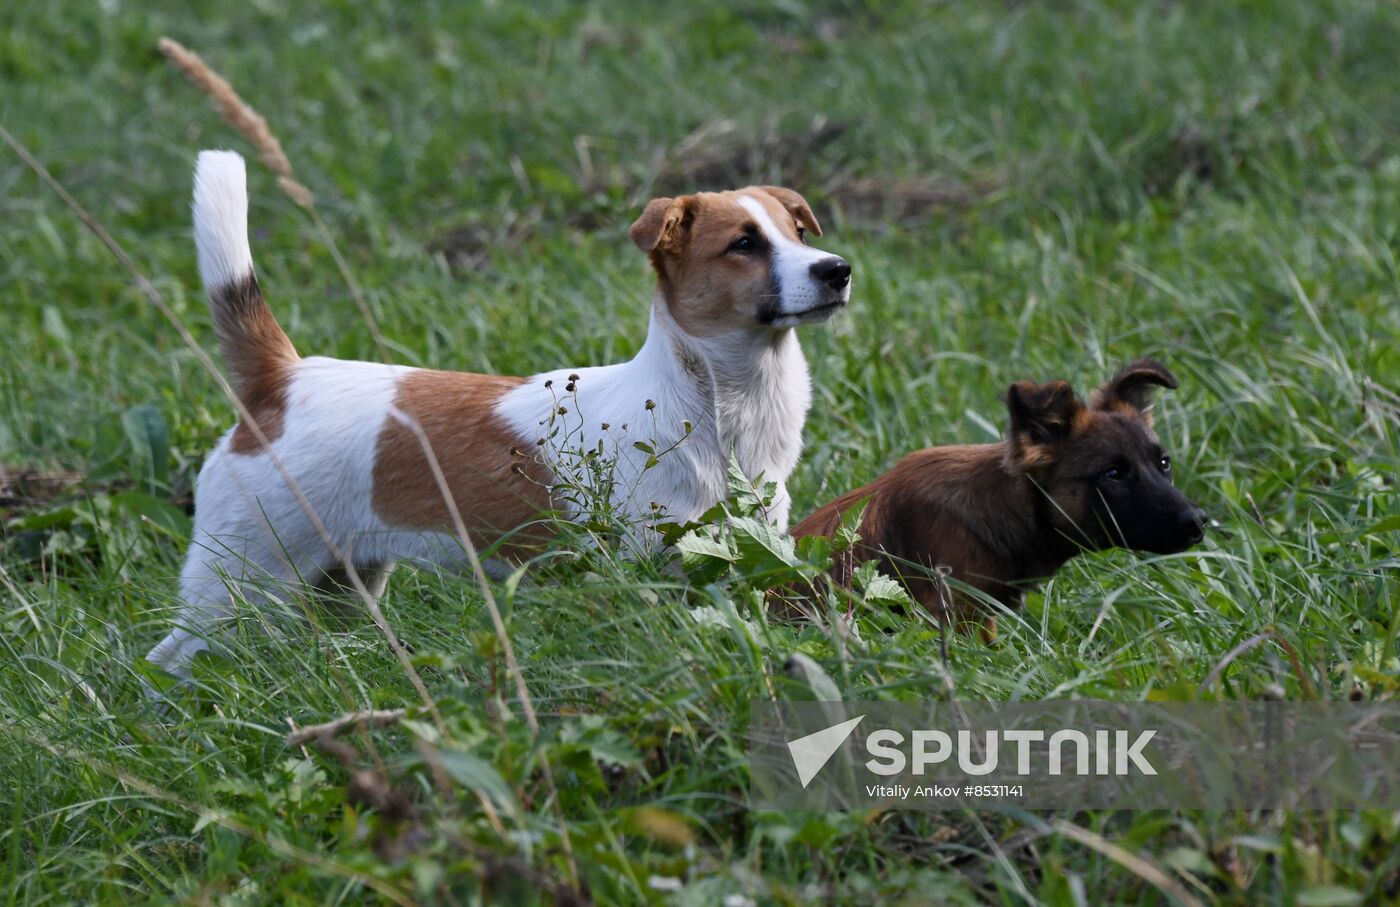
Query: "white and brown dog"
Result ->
[[147, 150, 851, 678]]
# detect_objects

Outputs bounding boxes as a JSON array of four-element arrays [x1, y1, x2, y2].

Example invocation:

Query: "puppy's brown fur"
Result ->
[[792, 360, 1206, 632]]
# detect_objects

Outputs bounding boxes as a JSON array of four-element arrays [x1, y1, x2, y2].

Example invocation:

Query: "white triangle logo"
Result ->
[[786, 715, 865, 788]]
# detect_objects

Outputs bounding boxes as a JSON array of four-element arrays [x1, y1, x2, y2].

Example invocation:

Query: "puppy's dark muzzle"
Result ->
[[810, 257, 851, 292], [1177, 507, 1208, 545]]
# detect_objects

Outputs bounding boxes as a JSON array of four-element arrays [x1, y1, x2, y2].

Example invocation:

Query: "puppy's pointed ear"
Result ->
[[760, 186, 823, 237], [1007, 381, 1084, 443], [1090, 359, 1178, 417], [1004, 380, 1085, 471], [629, 197, 686, 253]]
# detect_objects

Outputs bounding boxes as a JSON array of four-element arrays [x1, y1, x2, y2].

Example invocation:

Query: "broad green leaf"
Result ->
[[1361, 514, 1400, 536], [835, 498, 871, 552], [437, 748, 520, 820], [854, 561, 913, 607], [8, 504, 78, 531], [116, 490, 192, 539], [725, 452, 776, 514], [676, 527, 735, 583], [559, 715, 643, 768], [730, 515, 800, 576], [1296, 887, 1363, 907], [784, 652, 842, 701], [121, 404, 170, 490], [191, 809, 230, 835]]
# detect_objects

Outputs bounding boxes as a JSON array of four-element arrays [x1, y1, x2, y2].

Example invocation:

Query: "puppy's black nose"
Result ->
[[1178, 507, 1208, 540], [810, 257, 851, 291]]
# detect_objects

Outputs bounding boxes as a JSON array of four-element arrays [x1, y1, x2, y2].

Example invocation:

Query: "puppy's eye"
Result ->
[[728, 235, 755, 253], [796, 226, 807, 244], [1158, 455, 1172, 473], [1100, 465, 1125, 482]]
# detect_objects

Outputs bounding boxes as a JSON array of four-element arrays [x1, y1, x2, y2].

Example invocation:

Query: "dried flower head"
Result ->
[[157, 37, 314, 208]]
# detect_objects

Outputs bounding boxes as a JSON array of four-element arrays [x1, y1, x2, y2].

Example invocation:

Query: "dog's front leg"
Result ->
[[768, 480, 793, 530]]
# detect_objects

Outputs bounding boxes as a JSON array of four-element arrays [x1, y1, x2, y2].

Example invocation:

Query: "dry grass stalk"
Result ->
[[157, 36, 388, 356], [157, 37, 314, 208], [287, 707, 509, 837], [286, 708, 408, 747], [1051, 819, 1206, 907]]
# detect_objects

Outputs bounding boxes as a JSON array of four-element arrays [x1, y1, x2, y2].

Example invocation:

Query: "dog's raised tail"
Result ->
[[192, 150, 298, 396]]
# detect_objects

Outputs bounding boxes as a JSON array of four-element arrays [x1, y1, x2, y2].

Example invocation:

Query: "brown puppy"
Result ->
[[791, 360, 1206, 631]]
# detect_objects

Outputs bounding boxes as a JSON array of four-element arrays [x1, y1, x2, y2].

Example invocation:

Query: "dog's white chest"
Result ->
[[494, 319, 811, 533]]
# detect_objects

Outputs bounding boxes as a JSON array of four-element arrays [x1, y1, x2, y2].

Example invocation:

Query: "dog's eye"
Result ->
[[1158, 455, 1171, 473], [1100, 465, 1125, 482], [728, 235, 755, 253], [796, 226, 807, 244]]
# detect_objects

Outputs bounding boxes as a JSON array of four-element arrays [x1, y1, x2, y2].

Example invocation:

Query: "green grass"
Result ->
[[3, 0, 1399, 902]]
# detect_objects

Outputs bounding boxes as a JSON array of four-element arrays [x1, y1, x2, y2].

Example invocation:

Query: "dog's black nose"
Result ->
[[810, 257, 851, 291], [1178, 507, 1208, 540]]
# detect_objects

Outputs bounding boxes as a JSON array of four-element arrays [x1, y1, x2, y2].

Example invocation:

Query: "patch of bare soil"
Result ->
[[0, 466, 84, 520]]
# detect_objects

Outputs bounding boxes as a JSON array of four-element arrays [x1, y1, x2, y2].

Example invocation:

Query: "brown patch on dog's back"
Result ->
[[215, 275, 298, 454], [371, 371, 552, 551]]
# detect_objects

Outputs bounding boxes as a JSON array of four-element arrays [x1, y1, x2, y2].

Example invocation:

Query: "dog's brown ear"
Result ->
[[1004, 380, 1084, 470], [760, 186, 823, 237], [629, 197, 687, 253], [1090, 359, 1178, 417]]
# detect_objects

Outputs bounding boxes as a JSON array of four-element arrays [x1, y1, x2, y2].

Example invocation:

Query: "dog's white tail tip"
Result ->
[[192, 150, 253, 291]]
